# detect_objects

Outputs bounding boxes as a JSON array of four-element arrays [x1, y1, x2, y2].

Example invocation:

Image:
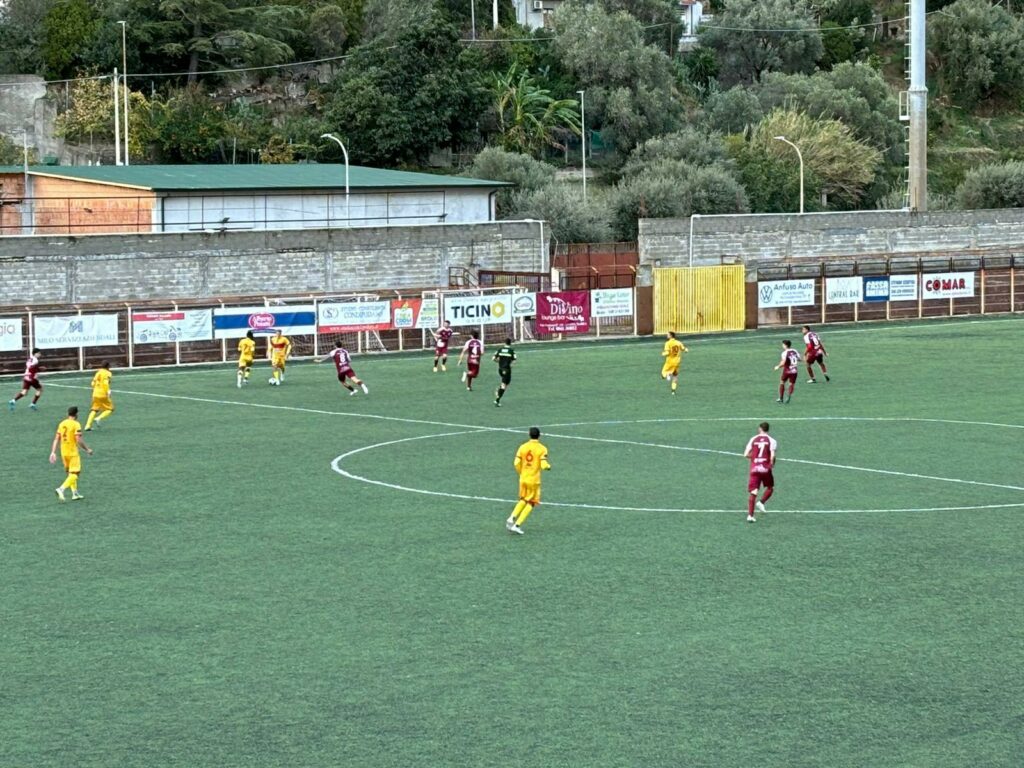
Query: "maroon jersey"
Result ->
[[803, 331, 825, 356], [435, 327, 454, 349], [463, 338, 482, 364], [331, 347, 354, 373], [781, 349, 800, 375], [23, 354, 40, 382], [745, 434, 778, 475]]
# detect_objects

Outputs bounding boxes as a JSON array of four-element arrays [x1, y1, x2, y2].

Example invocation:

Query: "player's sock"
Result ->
[[32, 394, 40, 404], [748, 494, 756, 516], [244, 368, 251, 381], [671, 377, 678, 392], [237, 371, 243, 387], [510, 500, 527, 523], [97, 411, 111, 423], [59, 475, 73, 491], [778, 384, 785, 399], [85, 411, 97, 430], [515, 503, 534, 527], [273, 369, 281, 383], [69, 474, 78, 492], [761, 488, 774, 505], [13, 392, 24, 401]]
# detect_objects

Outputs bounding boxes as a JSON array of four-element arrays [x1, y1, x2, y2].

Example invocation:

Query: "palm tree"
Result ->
[[490, 64, 581, 156]]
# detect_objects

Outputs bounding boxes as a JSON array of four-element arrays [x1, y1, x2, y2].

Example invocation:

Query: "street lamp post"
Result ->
[[577, 90, 586, 201], [118, 20, 129, 165], [773, 135, 804, 214], [320, 133, 350, 225]]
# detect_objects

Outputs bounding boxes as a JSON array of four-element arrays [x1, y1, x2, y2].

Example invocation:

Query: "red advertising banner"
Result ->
[[536, 291, 591, 334]]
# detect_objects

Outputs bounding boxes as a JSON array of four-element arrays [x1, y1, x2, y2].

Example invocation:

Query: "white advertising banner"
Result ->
[[511, 293, 537, 318], [443, 293, 514, 325], [757, 280, 816, 309], [0, 316, 23, 352], [591, 288, 634, 317], [417, 298, 440, 329], [317, 301, 391, 332], [825, 276, 864, 305], [922, 272, 975, 299], [888, 275, 919, 301], [132, 309, 212, 344], [34, 314, 119, 349]]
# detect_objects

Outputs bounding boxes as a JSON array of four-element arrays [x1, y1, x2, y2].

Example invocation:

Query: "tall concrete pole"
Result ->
[[908, 0, 927, 211]]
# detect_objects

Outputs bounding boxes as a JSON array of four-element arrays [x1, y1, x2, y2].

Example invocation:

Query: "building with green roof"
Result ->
[[0, 164, 509, 236]]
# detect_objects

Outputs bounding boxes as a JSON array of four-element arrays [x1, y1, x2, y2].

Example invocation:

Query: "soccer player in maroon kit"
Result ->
[[432, 320, 456, 372], [9, 348, 43, 411], [801, 325, 830, 383], [774, 340, 801, 404], [317, 341, 369, 396], [743, 422, 777, 523], [457, 331, 483, 391]]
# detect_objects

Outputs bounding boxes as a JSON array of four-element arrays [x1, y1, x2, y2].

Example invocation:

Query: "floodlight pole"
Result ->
[[320, 133, 350, 225], [908, 0, 928, 211], [113, 68, 121, 166], [577, 90, 586, 201], [118, 21, 129, 165], [774, 135, 804, 214]]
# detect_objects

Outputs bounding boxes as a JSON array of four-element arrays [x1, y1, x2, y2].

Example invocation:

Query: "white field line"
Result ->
[[23, 313, 1024, 384], [330, 431, 1024, 515]]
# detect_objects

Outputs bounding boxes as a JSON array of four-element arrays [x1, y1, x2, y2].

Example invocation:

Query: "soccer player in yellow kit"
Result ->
[[49, 405, 93, 501], [84, 361, 114, 430], [506, 426, 551, 535], [268, 329, 291, 385], [661, 331, 688, 395], [237, 330, 256, 388]]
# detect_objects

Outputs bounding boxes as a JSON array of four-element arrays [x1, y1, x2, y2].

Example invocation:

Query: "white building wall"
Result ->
[[158, 188, 495, 232]]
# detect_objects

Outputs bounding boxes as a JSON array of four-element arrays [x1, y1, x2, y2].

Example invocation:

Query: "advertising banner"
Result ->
[[825, 276, 863, 305], [511, 292, 537, 318], [318, 301, 391, 333], [888, 275, 919, 301], [757, 280, 816, 308], [214, 305, 316, 339], [391, 298, 441, 330], [0, 316, 23, 352], [34, 314, 119, 349], [592, 287, 634, 318], [862, 276, 890, 302], [443, 294, 514, 325], [536, 291, 591, 334], [922, 272, 975, 300], [132, 309, 212, 344]]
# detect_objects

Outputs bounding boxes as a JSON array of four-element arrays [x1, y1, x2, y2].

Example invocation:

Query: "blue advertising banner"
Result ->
[[213, 305, 317, 339], [862, 276, 890, 303]]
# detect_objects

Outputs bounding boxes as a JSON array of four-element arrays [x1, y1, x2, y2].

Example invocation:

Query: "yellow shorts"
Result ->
[[661, 363, 679, 378], [272, 356, 287, 369], [519, 481, 541, 505], [91, 395, 114, 412], [62, 453, 81, 473], [238, 356, 253, 369]]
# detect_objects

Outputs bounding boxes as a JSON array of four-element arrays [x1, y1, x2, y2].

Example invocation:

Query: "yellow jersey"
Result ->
[[663, 338, 686, 362], [56, 417, 82, 455], [238, 337, 256, 361], [514, 439, 551, 484], [91, 368, 112, 396], [270, 335, 291, 359]]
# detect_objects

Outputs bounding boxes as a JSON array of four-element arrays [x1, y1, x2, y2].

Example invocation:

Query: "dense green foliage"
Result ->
[[955, 161, 1024, 209], [1, 0, 1024, 234]]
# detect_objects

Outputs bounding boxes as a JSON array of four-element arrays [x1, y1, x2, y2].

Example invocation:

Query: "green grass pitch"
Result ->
[[2, 316, 1022, 767]]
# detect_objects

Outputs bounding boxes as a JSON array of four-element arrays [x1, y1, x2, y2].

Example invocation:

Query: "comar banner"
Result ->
[[536, 291, 591, 334], [213, 305, 316, 339]]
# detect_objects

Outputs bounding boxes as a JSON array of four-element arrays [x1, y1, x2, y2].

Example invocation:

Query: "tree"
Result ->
[[955, 161, 1024, 209], [55, 75, 113, 150], [552, 2, 682, 162], [156, 0, 305, 82], [150, 86, 227, 162], [464, 147, 558, 216], [322, 13, 486, 165], [698, 0, 823, 85], [308, 4, 348, 58], [0, 0, 51, 74], [740, 109, 881, 210], [619, 127, 732, 180], [0, 134, 37, 165], [609, 163, 749, 240], [931, 0, 1024, 108], [490, 65, 581, 156], [41, 0, 99, 80], [704, 86, 764, 135], [510, 185, 613, 244]]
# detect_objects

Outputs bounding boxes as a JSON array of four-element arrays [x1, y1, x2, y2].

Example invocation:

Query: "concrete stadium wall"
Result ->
[[0, 220, 546, 306], [637, 209, 1024, 284]]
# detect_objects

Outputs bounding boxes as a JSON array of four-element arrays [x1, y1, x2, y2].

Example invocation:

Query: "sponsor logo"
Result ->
[[0, 320, 17, 337], [513, 295, 535, 314], [68, 320, 84, 334], [759, 284, 774, 304], [546, 296, 585, 317], [248, 313, 276, 329], [925, 277, 966, 292]]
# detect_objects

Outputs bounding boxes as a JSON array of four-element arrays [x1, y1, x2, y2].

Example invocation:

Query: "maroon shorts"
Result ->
[[806, 352, 824, 365], [467, 361, 480, 378], [435, 345, 448, 355], [748, 470, 774, 492], [781, 372, 797, 384], [338, 368, 356, 382], [22, 378, 41, 390]]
